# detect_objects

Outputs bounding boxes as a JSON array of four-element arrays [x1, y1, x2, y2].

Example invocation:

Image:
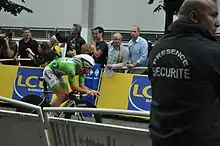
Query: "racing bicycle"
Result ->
[[16, 77, 102, 123]]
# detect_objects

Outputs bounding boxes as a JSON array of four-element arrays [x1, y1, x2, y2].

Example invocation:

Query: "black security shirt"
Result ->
[[147, 20, 220, 145]]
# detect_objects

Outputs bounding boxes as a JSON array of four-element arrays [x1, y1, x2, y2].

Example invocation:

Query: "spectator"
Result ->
[[55, 24, 86, 56], [127, 25, 148, 74], [18, 27, 39, 66], [106, 33, 129, 72], [147, 0, 220, 145], [91, 26, 108, 68], [81, 44, 93, 56], [26, 42, 59, 67], [0, 32, 18, 65]]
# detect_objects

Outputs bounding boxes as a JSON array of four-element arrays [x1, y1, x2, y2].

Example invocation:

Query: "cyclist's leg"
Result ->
[[52, 76, 69, 107], [43, 67, 68, 107]]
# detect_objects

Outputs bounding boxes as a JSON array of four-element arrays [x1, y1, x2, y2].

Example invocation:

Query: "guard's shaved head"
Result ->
[[178, 0, 219, 35], [179, 0, 211, 15]]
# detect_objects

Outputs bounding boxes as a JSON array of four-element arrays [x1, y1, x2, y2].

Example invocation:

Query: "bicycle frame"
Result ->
[[38, 77, 102, 123]]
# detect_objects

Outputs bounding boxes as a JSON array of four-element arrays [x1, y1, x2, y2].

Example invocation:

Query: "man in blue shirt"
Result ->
[[127, 25, 148, 74]]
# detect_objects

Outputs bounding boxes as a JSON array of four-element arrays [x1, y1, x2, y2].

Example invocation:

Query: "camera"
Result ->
[[0, 32, 12, 46]]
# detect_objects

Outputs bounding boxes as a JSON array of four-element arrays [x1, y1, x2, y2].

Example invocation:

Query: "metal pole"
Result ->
[[112, 67, 148, 70], [43, 107, 150, 117], [94, 68, 104, 105], [0, 96, 40, 109], [0, 58, 31, 62]]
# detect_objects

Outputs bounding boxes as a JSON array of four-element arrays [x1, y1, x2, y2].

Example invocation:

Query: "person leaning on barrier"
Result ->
[[105, 33, 129, 73], [18, 27, 39, 67], [26, 42, 59, 67], [147, 0, 220, 146], [49, 35, 62, 57], [127, 25, 148, 74]]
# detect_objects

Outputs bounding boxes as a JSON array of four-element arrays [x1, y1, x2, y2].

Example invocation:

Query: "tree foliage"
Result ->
[[0, 0, 33, 16], [148, 0, 184, 32], [149, 0, 184, 15]]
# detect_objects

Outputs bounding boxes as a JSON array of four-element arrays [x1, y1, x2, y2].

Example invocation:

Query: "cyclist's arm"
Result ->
[[66, 64, 99, 96], [78, 74, 92, 91], [70, 83, 90, 93], [80, 84, 93, 91], [68, 73, 91, 93], [78, 74, 100, 96]]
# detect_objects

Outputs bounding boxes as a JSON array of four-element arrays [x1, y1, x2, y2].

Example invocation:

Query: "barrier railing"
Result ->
[[43, 107, 150, 117], [0, 58, 148, 70], [113, 66, 148, 70], [0, 96, 50, 146], [0, 96, 44, 122], [48, 116, 151, 146], [0, 96, 151, 146], [43, 107, 151, 146], [0, 109, 50, 146], [0, 58, 31, 62]]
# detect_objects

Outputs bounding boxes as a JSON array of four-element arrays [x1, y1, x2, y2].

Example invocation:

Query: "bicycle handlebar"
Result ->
[[68, 91, 87, 97]]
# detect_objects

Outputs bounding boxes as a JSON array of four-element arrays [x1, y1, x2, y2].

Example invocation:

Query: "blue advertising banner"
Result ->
[[127, 76, 152, 112], [82, 64, 102, 105], [12, 67, 53, 102]]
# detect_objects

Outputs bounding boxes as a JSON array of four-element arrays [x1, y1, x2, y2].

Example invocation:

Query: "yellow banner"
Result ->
[[98, 73, 133, 109], [0, 65, 18, 98], [98, 72, 152, 118]]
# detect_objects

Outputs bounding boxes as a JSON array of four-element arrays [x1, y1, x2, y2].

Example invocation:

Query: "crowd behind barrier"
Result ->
[[0, 25, 153, 75], [0, 96, 151, 146]]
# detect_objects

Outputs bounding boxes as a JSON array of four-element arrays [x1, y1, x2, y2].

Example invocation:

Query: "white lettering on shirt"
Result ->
[[152, 48, 190, 79]]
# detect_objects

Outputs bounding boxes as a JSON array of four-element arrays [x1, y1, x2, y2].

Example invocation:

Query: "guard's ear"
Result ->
[[189, 10, 200, 23]]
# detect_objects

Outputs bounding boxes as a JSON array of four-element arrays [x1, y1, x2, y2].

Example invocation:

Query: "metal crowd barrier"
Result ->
[[0, 58, 148, 69], [0, 96, 151, 146], [43, 107, 150, 116], [0, 96, 49, 146], [47, 117, 150, 146], [0, 58, 31, 62], [115, 66, 148, 70], [43, 107, 151, 146]]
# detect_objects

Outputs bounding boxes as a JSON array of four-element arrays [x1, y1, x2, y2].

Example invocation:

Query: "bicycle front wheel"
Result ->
[[76, 100, 102, 123], [16, 94, 50, 114]]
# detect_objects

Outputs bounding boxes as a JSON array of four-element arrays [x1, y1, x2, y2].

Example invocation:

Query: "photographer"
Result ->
[[0, 32, 18, 65]]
